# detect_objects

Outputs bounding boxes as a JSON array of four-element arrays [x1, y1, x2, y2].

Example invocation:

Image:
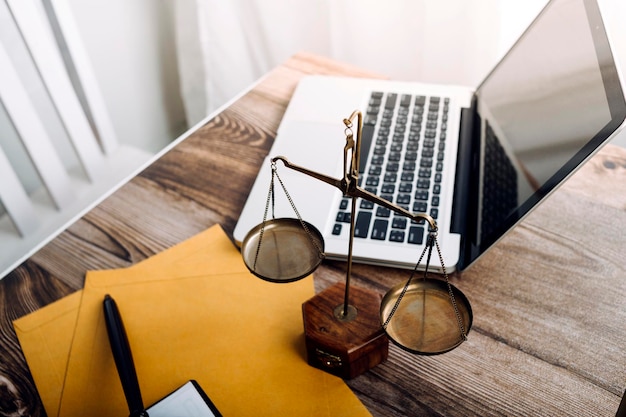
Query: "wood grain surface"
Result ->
[[1, 52, 625, 416]]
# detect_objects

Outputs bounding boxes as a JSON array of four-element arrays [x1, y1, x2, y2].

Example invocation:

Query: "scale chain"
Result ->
[[252, 163, 277, 271], [272, 166, 324, 257], [434, 237, 467, 340], [253, 161, 324, 273], [382, 235, 431, 329], [382, 232, 467, 342]]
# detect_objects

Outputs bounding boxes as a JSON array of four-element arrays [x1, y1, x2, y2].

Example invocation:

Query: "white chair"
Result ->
[[0, 0, 153, 278]]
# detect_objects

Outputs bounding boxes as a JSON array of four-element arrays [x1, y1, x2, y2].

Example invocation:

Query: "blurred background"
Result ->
[[0, 0, 579, 276]]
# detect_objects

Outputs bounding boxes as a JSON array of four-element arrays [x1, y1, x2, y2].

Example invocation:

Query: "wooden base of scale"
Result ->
[[302, 283, 389, 379]]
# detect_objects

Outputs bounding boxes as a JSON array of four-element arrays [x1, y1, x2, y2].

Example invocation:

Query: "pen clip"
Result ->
[[103, 294, 148, 417]]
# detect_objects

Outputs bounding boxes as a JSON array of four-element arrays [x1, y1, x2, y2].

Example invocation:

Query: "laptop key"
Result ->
[[381, 183, 395, 194], [413, 202, 428, 212], [403, 161, 417, 171], [366, 176, 379, 186], [376, 207, 391, 217], [389, 151, 402, 161], [405, 151, 418, 161], [396, 194, 411, 205], [390, 143, 403, 152], [408, 226, 425, 244], [360, 200, 374, 209], [392, 217, 407, 229], [422, 148, 434, 158], [354, 211, 372, 238], [369, 165, 382, 176], [387, 162, 399, 172], [417, 178, 430, 188], [367, 106, 380, 115], [371, 219, 388, 240], [389, 230, 405, 242], [399, 182, 412, 193], [384, 172, 397, 183], [415, 190, 429, 201], [420, 158, 434, 168], [368, 155, 385, 167], [402, 172, 415, 182], [374, 145, 386, 155], [340, 212, 352, 222], [359, 124, 375, 173]]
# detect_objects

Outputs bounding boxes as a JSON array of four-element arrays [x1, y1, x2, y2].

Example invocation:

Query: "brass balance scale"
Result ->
[[240, 110, 472, 379]]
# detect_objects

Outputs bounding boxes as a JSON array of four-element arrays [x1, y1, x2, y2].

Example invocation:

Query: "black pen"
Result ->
[[103, 294, 149, 417]]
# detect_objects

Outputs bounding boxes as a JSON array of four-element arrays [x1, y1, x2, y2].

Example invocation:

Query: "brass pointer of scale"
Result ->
[[241, 110, 471, 363]]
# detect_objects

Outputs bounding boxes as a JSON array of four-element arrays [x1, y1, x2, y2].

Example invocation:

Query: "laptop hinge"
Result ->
[[451, 97, 480, 270]]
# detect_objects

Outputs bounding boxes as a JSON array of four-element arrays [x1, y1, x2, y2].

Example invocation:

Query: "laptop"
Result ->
[[234, 0, 626, 273]]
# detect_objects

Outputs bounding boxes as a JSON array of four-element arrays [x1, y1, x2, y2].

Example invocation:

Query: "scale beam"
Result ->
[[269, 157, 437, 231]]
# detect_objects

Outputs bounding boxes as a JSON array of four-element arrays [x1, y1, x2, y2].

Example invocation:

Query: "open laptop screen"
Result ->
[[463, 0, 626, 267]]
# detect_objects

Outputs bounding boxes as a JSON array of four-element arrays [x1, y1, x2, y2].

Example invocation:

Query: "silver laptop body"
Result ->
[[234, 0, 626, 272]]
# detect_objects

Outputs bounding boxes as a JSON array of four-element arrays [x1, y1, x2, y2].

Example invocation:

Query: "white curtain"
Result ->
[[175, 0, 547, 126]]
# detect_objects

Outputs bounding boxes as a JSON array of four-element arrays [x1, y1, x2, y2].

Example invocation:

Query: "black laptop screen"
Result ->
[[463, 0, 626, 267]]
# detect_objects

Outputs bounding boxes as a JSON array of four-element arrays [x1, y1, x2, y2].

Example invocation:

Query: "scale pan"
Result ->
[[380, 278, 472, 355], [241, 218, 325, 283]]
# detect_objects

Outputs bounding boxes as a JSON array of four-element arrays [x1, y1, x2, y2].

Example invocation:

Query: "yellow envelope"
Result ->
[[14, 225, 232, 416], [16, 226, 371, 417], [13, 291, 82, 416]]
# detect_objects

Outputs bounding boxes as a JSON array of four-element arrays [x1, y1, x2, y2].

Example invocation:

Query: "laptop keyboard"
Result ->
[[333, 91, 449, 245], [481, 121, 518, 239]]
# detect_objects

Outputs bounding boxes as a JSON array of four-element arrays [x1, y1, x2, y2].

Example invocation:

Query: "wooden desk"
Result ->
[[2, 52, 625, 416]]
